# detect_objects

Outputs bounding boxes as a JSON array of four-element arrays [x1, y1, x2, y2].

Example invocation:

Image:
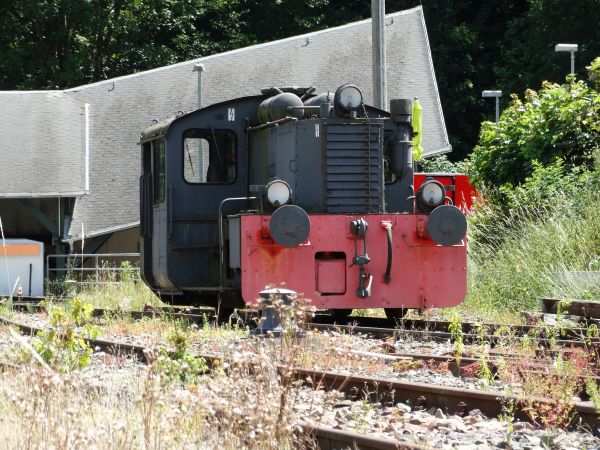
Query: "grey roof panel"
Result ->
[[0, 92, 87, 197]]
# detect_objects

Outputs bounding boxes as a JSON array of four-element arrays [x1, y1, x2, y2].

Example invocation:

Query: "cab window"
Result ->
[[153, 141, 166, 204], [183, 129, 236, 184]]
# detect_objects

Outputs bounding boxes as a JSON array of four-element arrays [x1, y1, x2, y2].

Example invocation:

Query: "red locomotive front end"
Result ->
[[239, 212, 467, 310]]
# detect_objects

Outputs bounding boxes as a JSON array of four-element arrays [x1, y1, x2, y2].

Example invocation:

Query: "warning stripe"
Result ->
[[0, 245, 40, 256]]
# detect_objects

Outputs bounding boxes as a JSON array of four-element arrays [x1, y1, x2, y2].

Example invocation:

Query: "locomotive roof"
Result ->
[[139, 118, 176, 143], [140, 95, 263, 143], [140, 93, 392, 142]]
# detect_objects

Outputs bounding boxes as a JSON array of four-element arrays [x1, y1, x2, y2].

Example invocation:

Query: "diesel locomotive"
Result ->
[[139, 84, 473, 319]]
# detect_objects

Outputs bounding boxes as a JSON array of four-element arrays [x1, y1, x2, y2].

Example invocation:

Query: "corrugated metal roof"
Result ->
[[0, 6, 449, 240]]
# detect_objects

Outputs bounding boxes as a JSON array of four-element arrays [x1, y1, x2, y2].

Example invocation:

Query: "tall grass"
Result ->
[[465, 175, 600, 314], [49, 262, 165, 310]]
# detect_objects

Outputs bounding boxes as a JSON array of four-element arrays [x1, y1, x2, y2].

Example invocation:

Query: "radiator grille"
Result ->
[[324, 122, 383, 213]]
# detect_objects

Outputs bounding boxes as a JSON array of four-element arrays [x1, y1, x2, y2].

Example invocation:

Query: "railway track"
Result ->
[[311, 322, 600, 350], [7, 300, 599, 372], [7, 299, 599, 344], [6, 300, 600, 366], [1, 315, 598, 437]]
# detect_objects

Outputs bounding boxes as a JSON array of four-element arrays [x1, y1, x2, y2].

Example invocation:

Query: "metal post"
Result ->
[[495, 97, 500, 124], [371, 0, 387, 110], [482, 90, 502, 125], [570, 51, 575, 76], [193, 63, 205, 109]]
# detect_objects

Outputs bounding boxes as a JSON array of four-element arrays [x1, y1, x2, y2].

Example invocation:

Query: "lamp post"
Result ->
[[371, 0, 387, 110], [482, 90, 502, 124], [555, 43, 578, 76]]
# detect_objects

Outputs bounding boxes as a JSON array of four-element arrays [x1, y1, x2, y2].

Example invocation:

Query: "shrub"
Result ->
[[31, 297, 100, 371], [419, 154, 468, 173], [469, 57, 600, 188]]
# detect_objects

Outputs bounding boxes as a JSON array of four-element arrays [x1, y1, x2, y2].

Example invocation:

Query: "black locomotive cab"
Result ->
[[140, 96, 263, 306]]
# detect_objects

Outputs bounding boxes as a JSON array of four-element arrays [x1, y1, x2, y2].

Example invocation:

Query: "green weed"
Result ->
[[448, 313, 464, 365], [465, 157, 600, 314], [31, 297, 100, 371]]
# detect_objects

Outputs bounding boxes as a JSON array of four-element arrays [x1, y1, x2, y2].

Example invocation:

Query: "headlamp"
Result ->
[[334, 84, 363, 112], [265, 179, 291, 207], [416, 179, 446, 212]]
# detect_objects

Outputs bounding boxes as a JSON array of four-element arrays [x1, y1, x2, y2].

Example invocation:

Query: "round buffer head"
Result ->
[[426, 205, 467, 246], [268, 205, 311, 247]]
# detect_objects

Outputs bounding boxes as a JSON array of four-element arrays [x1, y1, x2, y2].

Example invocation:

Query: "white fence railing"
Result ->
[[46, 253, 140, 286]]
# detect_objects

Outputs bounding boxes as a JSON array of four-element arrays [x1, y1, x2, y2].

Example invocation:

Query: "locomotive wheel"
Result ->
[[384, 308, 408, 321], [329, 309, 353, 323]]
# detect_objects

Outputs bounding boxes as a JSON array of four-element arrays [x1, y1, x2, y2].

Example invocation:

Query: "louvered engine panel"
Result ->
[[324, 122, 383, 213]]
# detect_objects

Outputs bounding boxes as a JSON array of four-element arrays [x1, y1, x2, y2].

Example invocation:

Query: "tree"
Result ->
[[0, 0, 249, 89]]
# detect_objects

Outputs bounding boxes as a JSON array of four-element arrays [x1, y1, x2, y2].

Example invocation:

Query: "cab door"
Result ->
[[150, 140, 173, 287], [140, 142, 154, 285], [173, 128, 241, 287]]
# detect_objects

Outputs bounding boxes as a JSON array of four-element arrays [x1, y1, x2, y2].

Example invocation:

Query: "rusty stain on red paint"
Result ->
[[254, 229, 285, 257]]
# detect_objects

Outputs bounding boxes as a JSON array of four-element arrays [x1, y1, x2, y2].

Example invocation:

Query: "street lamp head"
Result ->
[[555, 44, 578, 53], [193, 63, 205, 72], [482, 90, 502, 98]]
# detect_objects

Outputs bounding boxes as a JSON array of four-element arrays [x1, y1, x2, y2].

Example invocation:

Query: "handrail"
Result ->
[[218, 197, 256, 287], [46, 253, 140, 286]]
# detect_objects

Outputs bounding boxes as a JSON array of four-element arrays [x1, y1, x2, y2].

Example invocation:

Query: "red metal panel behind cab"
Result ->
[[240, 214, 467, 310], [414, 173, 477, 212]]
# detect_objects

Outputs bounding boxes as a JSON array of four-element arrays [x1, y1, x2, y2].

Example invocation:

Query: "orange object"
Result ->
[[0, 244, 40, 256]]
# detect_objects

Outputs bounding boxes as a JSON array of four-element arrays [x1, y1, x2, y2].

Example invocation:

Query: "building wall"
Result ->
[[96, 227, 140, 255]]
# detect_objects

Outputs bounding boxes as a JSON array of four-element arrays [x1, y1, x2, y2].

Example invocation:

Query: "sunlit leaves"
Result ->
[[469, 61, 600, 188]]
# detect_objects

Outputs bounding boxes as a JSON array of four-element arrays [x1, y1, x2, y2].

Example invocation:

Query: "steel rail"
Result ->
[[359, 349, 600, 381], [308, 322, 600, 349], [7, 303, 215, 324], [7, 301, 597, 352], [308, 424, 423, 450], [4, 297, 600, 343], [0, 317, 421, 449], [0, 316, 150, 362], [5, 307, 597, 379], [310, 315, 598, 341], [294, 368, 600, 433], [8, 300, 597, 343]]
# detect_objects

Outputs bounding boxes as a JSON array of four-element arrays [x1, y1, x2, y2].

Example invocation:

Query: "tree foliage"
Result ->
[[469, 59, 600, 188], [0, 0, 250, 89]]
